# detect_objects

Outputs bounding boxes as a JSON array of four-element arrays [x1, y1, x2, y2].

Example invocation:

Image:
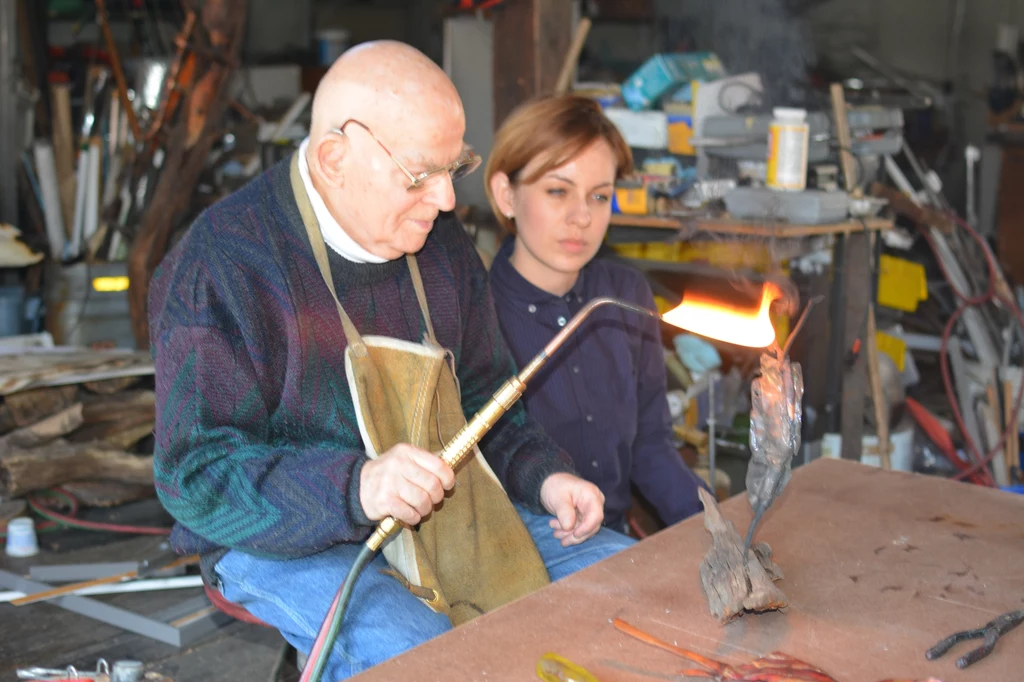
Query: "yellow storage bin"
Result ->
[[614, 186, 649, 215], [677, 241, 777, 272], [646, 241, 682, 261], [610, 242, 647, 259], [877, 254, 927, 313], [653, 295, 673, 315], [667, 115, 694, 155], [876, 331, 907, 372]]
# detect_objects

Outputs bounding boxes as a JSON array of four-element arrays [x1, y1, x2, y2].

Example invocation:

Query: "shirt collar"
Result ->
[[491, 236, 587, 306], [297, 137, 387, 264]]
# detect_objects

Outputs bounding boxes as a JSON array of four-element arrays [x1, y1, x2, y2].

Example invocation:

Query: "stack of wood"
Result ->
[[0, 347, 156, 514]]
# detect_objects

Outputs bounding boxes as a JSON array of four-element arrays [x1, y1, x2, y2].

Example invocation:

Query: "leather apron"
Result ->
[[289, 156, 550, 625]]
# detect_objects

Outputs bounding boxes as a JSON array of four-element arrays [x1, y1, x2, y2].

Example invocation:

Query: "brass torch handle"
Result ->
[[440, 377, 524, 468], [364, 376, 526, 552]]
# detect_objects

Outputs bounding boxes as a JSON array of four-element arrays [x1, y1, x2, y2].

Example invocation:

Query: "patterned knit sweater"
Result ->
[[148, 155, 575, 570]]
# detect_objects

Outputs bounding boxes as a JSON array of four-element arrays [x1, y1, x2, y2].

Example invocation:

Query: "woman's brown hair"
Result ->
[[485, 94, 633, 234]]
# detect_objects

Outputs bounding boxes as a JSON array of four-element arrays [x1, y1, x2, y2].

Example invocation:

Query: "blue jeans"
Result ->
[[214, 504, 635, 680]]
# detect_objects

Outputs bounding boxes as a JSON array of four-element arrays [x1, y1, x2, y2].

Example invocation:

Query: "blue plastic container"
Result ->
[[621, 54, 689, 111], [0, 286, 24, 337]]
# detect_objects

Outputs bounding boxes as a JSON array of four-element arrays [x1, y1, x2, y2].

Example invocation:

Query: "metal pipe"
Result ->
[[0, 0, 17, 225], [366, 297, 658, 552], [851, 46, 933, 107], [96, 0, 143, 142], [708, 370, 717, 502]]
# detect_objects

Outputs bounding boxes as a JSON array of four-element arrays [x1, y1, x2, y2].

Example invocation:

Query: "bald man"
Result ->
[[149, 41, 634, 679]]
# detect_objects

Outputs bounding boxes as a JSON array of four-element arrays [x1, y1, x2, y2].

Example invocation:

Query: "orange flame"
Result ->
[[662, 282, 780, 349]]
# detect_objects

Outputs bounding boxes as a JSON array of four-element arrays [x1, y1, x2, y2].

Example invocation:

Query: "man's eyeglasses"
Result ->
[[327, 119, 481, 192]]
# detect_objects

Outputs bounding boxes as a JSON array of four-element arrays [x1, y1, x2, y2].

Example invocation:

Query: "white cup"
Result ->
[[5, 517, 39, 557]]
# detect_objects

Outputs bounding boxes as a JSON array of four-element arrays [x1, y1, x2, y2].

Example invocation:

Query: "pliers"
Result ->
[[925, 609, 1024, 669]]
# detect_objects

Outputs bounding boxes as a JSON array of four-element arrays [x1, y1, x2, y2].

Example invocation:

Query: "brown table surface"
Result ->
[[353, 458, 1024, 682]]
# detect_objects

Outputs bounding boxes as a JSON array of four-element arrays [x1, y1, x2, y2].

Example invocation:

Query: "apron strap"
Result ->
[[405, 254, 438, 346], [289, 154, 366, 353], [289, 150, 440, 351]]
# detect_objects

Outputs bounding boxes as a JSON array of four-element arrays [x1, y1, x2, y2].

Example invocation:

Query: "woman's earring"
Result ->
[[506, 213, 514, 219]]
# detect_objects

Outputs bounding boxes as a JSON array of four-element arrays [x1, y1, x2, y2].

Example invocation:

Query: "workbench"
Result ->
[[353, 459, 1024, 682]]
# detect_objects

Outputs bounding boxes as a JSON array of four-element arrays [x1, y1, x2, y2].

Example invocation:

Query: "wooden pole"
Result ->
[[492, 0, 573, 128], [127, 0, 249, 349], [94, 0, 141, 142], [554, 17, 591, 95], [830, 83, 890, 468], [1004, 379, 1019, 483]]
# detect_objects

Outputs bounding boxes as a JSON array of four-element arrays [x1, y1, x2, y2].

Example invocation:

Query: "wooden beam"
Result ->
[[868, 182, 954, 233], [829, 83, 858, 192], [788, 270, 831, 442], [829, 83, 879, 464], [492, 0, 573, 129], [835, 232, 870, 462]]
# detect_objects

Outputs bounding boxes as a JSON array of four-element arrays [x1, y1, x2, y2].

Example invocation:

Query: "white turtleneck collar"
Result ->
[[297, 137, 387, 264]]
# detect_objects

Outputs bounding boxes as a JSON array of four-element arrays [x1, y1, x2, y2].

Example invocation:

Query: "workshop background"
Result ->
[[0, 0, 1023, 680]]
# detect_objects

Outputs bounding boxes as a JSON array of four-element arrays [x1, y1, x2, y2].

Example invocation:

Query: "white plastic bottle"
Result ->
[[766, 107, 810, 191]]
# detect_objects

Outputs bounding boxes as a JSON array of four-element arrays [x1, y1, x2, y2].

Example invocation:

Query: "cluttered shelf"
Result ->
[[609, 213, 894, 238]]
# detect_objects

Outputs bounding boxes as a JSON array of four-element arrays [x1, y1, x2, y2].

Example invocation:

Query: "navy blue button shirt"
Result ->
[[489, 238, 707, 530]]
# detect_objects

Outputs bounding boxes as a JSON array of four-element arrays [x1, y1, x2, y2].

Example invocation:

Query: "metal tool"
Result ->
[[613, 618, 840, 681], [29, 542, 182, 583], [17, 658, 108, 680], [926, 609, 1024, 669]]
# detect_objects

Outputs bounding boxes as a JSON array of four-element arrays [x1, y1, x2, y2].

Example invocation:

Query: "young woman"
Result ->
[[486, 95, 708, 534]]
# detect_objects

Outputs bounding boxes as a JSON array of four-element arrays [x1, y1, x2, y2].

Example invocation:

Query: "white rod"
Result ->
[[0, 575, 204, 603], [32, 140, 67, 260], [69, 143, 89, 257], [82, 140, 101, 244], [268, 92, 311, 142], [708, 370, 717, 495]]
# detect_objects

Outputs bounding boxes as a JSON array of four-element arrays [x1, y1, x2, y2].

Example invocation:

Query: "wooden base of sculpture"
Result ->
[[698, 488, 788, 624]]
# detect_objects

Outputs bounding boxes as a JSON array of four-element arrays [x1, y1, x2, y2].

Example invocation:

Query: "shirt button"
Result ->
[[557, 316, 567, 327], [572, 365, 580, 374], [528, 304, 537, 313], [591, 460, 599, 468], [565, 295, 572, 302], [585, 414, 593, 422]]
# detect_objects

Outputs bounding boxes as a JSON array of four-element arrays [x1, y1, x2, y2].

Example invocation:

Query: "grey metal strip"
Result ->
[[30, 562, 141, 582], [0, 569, 231, 647]]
